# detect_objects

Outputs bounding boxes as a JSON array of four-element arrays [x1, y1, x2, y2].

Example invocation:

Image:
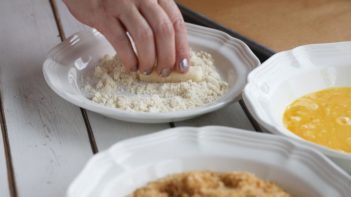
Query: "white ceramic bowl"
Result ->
[[43, 23, 259, 123], [243, 41, 351, 172], [67, 126, 351, 197]]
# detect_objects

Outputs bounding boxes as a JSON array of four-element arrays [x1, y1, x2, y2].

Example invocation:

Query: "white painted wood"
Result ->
[[175, 102, 255, 130], [0, 1, 93, 196], [0, 126, 10, 197], [55, 0, 254, 151], [86, 112, 170, 150], [54, 0, 91, 36], [55, 0, 170, 151]]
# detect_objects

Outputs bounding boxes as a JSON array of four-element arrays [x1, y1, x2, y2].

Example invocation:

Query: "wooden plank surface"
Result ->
[[54, 0, 170, 151], [55, 0, 254, 134], [86, 112, 170, 150], [0, 124, 10, 197], [0, 0, 93, 196], [177, 0, 351, 51], [175, 102, 254, 130], [51, 0, 91, 38], [56, 1, 253, 131]]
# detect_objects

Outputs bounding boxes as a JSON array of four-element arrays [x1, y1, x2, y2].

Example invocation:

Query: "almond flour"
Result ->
[[84, 51, 228, 112]]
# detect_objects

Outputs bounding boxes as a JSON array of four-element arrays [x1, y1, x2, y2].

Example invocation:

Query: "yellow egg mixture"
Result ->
[[283, 87, 351, 153]]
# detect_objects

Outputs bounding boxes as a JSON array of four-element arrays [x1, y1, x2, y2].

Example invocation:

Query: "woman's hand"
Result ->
[[64, 0, 190, 76]]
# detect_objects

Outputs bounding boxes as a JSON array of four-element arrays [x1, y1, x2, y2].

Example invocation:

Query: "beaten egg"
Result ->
[[283, 87, 351, 153]]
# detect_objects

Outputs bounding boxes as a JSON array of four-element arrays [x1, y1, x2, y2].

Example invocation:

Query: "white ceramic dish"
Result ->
[[243, 41, 351, 172], [67, 126, 351, 197], [43, 23, 259, 123]]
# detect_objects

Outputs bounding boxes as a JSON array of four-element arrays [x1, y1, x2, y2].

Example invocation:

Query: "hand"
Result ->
[[64, 0, 190, 76]]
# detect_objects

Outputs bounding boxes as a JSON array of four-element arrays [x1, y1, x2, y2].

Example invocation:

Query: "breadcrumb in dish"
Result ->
[[129, 171, 291, 197], [84, 51, 228, 112]]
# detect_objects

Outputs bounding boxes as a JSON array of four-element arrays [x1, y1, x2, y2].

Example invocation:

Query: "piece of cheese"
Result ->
[[138, 66, 203, 83]]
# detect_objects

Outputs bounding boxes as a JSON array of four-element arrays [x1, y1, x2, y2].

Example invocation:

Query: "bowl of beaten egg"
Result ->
[[243, 41, 351, 172]]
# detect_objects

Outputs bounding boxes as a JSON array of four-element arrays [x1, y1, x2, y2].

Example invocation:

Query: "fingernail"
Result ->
[[160, 68, 171, 77], [143, 68, 153, 75], [179, 58, 189, 72]]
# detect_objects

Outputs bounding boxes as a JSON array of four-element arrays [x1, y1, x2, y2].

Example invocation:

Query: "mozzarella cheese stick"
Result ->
[[138, 66, 203, 83]]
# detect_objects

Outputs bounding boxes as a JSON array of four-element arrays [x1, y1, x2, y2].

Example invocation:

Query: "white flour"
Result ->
[[85, 51, 228, 112]]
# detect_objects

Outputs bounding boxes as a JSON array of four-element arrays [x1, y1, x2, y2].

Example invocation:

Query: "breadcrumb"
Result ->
[[129, 171, 291, 197]]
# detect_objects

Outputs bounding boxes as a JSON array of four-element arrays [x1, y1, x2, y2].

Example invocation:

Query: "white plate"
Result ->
[[43, 24, 259, 123], [67, 126, 351, 197], [243, 41, 351, 172]]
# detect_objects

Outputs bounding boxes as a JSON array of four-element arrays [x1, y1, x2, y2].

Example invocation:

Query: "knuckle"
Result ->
[[118, 0, 129, 4], [172, 17, 185, 31], [90, 12, 107, 30], [155, 21, 174, 37], [141, 0, 157, 7], [101, 0, 112, 12], [113, 32, 127, 44], [102, 0, 126, 16], [135, 27, 153, 41], [176, 44, 188, 54], [93, 22, 106, 34]]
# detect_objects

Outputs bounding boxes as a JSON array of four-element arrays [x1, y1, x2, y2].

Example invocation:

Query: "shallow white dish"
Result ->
[[67, 126, 351, 197], [243, 41, 351, 172], [43, 23, 259, 123]]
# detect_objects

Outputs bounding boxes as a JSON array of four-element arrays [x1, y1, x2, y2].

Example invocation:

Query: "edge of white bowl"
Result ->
[[43, 23, 260, 123], [243, 41, 351, 161], [66, 126, 351, 197]]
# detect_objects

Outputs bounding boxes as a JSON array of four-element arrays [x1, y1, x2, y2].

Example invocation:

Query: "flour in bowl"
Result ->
[[84, 50, 228, 112]]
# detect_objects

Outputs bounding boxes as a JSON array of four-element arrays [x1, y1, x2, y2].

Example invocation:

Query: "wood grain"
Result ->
[[0, 0, 93, 196], [177, 0, 351, 51], [175, 102, 254, 130], [55, 0, 254, 133], [53, 0, 170, 151], [52, 0, 91, 37], [86, 112, 170, 150]]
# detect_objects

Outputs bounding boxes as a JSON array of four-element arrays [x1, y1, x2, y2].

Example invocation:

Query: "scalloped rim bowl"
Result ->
[[43, 23, 260, 123], [243, 41, 351, 172], [67, 126, 351, 197]]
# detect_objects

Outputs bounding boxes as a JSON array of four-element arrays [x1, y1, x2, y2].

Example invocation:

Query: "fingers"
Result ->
[[119, 5, 156, 74], [95, 15, 138, 72], [97, 0, 189, 76], [139, 1, 176, 77], [159, 0, 190, 73]]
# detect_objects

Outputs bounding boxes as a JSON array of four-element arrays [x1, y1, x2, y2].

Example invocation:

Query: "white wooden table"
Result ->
[[0, 1, 261, 196]]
